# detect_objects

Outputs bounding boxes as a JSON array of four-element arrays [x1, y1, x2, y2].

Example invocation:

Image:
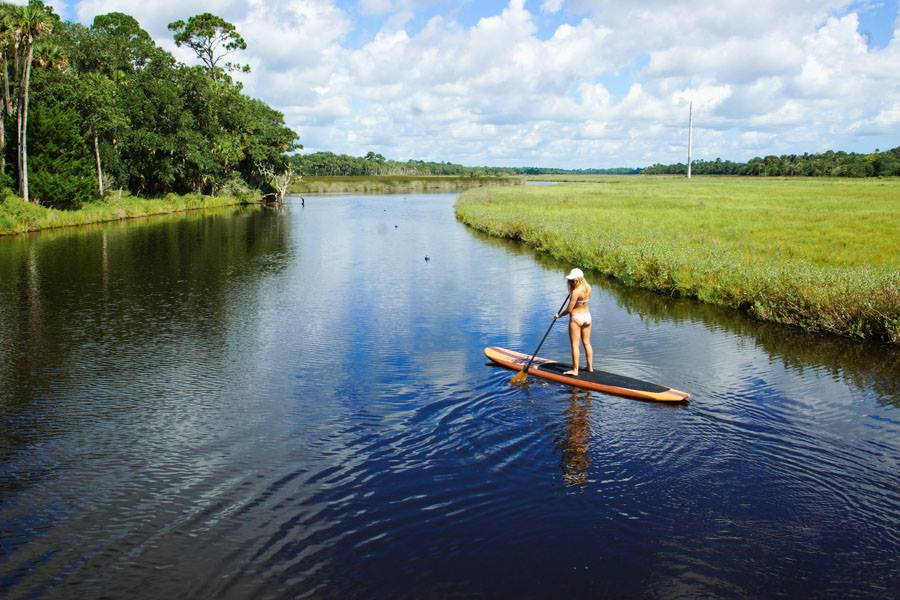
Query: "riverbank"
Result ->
[[291, 175, 524, 194], [456, 176, 900, 343], [0, 191, 253, 236]]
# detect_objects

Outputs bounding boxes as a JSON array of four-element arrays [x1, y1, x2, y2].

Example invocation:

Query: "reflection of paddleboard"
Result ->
[[484, 346, 690, 402]]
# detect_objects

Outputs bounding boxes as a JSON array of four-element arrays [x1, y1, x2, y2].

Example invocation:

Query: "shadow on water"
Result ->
[[466, 228, 900, 405]]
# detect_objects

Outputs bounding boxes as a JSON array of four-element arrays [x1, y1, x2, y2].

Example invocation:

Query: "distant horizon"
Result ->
[[293, 144, 898, 172], [49, 0, 900, 168]]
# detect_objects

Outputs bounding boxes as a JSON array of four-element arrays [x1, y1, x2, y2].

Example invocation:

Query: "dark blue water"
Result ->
[[1, 194, 898, 599]]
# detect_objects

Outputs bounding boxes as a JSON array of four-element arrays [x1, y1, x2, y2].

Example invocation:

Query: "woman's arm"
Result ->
[[556, 290, 580, 319]]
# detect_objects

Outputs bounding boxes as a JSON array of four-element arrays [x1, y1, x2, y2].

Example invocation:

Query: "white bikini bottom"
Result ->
[[571, 311, 591, 326]]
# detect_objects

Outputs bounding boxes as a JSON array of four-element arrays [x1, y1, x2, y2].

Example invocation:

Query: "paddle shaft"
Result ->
[[520, 294, 570, 376]]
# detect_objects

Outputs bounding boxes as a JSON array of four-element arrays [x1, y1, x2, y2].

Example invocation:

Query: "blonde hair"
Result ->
[[567, 275, 590, 294]]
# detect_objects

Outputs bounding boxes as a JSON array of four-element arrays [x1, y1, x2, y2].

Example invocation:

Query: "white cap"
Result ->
[[565, 268, 584, 280]]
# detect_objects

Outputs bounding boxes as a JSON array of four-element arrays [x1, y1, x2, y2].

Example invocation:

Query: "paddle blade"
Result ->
[[511, 369, 528, 384]]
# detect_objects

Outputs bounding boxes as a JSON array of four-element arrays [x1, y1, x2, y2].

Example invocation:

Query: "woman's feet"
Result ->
[[564, 366, 592, 376]]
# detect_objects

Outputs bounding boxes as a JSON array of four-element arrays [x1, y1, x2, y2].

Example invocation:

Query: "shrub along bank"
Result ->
[[0, 190, 252, 236]]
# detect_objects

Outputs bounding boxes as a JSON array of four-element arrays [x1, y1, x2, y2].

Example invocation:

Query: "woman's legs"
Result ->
[[564, 319, 580, 376], [581, 322, 593, 372]]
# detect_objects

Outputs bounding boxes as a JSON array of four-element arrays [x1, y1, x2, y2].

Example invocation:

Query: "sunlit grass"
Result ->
[[0, 190, 250, 236], [456, 176, 900, 342]]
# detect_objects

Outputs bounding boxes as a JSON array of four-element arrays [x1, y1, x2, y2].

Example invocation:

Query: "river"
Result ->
[[1, 193, 898, 598]]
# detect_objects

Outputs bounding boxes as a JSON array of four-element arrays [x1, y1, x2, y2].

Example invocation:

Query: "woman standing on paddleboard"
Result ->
[[555, 268, 593, 376]]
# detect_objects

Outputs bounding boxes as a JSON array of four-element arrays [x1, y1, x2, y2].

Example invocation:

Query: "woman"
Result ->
[[555, 268, 593, 376]]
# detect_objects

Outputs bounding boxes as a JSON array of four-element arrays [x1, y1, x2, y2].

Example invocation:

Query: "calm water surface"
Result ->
[[1, 194, 898, 599]]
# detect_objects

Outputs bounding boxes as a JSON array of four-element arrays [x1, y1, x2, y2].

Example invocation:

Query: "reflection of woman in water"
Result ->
[[555, 268, 593, 376], [558, 388, 592, 486]]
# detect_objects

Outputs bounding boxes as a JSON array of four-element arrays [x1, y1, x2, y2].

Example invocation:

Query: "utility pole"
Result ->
[[687, 101, 693, 179]]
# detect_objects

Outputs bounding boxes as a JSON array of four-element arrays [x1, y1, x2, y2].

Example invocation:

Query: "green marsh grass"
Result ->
[[0, 191, 250, 236], [456, 176, 900, 343]]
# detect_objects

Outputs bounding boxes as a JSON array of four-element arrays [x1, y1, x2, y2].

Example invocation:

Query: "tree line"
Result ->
[[1, 1, 297, 208], [644, 148, 900, 177], [289, 151, 640, 177], [294, 148, 900, 179], [288, 152, 495, 177]]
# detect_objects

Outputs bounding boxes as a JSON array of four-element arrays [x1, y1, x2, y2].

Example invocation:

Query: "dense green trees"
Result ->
[[290, 152, 483, 176], [0, 2, 297, 208], [289, 152, 640, 177], [644, 148, 900, 177], [292, 148, 896, 179], [293, 148, 899, 180]]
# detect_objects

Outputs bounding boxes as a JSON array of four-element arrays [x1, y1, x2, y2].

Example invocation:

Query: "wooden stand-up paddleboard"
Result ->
[[485, 346, 689, 402]]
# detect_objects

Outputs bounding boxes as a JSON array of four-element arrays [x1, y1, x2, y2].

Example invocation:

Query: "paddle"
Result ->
[[511, 294, 570, 384]]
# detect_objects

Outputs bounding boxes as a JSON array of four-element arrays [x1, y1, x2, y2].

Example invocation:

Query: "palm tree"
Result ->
[[33, 38, 67, 70], [9, 1, 53, 202], [0, 4, 18, 177]]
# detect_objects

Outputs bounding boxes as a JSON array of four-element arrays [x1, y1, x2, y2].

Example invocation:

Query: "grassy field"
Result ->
[[523, 174, 640, 182], [291, 175, 524, 194], [0, 191, 252, 236], [456, 176, 900, 343]]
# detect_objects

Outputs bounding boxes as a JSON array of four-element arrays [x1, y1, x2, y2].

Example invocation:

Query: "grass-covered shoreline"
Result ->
[[291, 175, 524, 194], [0, 191, 254, 237], [456, 176, 900, 343]]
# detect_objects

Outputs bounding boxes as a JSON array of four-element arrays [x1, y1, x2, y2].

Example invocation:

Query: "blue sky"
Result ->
[[41, 0, 900, 167]]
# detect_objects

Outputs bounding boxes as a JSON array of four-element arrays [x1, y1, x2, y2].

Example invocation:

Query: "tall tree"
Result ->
[[74, 72, 126, 195], [167, 13, 249, 81], [62, 14, 154, 196], [0, 3, 18, 177], [8, 0, 54, 202]]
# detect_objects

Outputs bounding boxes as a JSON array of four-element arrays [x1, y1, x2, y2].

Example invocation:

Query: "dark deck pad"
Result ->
[[538, 362, 669, 393]]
